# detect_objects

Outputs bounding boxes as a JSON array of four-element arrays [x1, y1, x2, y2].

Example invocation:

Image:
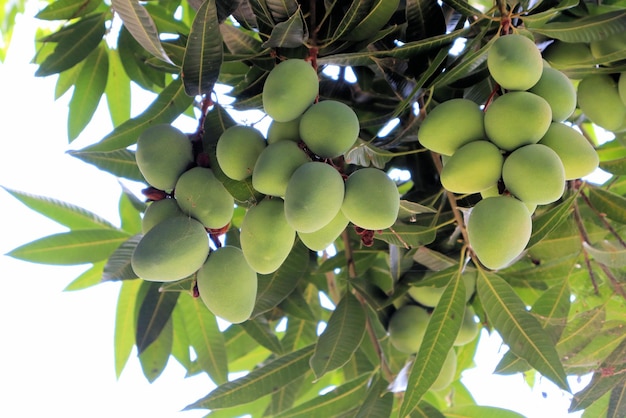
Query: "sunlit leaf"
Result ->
[[114, 279, 143, 378], [588, 186, 626, 225], [105, 48, 132, 127], [444, 404, 526, 417], [599, 158, 626, 176], [68, 149, 144, 182], [64, 260, 106, 291]]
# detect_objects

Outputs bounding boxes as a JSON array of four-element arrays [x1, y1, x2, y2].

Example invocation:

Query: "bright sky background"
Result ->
[[0, 8, 593, 418]]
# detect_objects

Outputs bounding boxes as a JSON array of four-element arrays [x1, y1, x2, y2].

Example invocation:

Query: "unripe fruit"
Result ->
[[252, 141, 310, 197], [341, 168, 400, 230], [440, 141, 503, 194], [619, 73, 626, 105], [136, 124, 193, 191], [539, 123, 599, 180], [578, 74, 626, 131], [284, 162, 345, 233], [542, 42, 593, 69], [141, 198, 184, 234], [590, 33, 626, 58], [174, 167, 234, 229], [216, 125, 266, 181], [407, 271, 476, 307], [297, 210, 349, 251], [196, 246, 257, 324], [502, 144, 565, 204], [263, 59, 318, 122], [267, 118, 301, 144], [484, 92, 552, 151], [487, 34, 543, 90], [299, 100, 360, 158], [132, 217, 209, 282], [240, 198, 295, 274], [467, 196, 532, 270], [419, 99, 485, 156], [454, 306, 479, 346], [388, 305, 430, 354], [431, 349, 457, 391], [528, 65, 577, 122]]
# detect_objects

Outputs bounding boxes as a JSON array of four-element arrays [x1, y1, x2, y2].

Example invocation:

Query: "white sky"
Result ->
[[0, 8, 591, 418]]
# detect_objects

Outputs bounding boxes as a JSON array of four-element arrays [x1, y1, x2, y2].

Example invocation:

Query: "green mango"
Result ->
[[542, 41, 594, 72], [252, 141, 310, 197], [528, 64, 577, 122], [487, 34, 543, 91], [297, 210, 349, 251], [440, 140, 503, 194], [141, 198, 184, 234], [267, 117, 301, 144], [431, 349, 457, 391], [578, 74, 626, 132], [388, 304, 430, 354], [299, 100, 360, 158], [216, 125, 267, 181], [538, 123, 599, 180], [408, 271, 476, 308], [263, 59, 319, 122], [454, 306, 479, 346]]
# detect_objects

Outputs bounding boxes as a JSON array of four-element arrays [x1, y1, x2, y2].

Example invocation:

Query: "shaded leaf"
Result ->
[[240, 316, 284, 354], [355, 375, 394, 418], [68, 149, 144, 182], [528, 192, 577, 248], [329, 0, 374, 42], [138, 313, 172, 382], [136, 281, 180, 354], [345, 140, 395, 169], [102, 234, 140, 281], [262, 6, 307, 48], [529, 10, 626, 42], [36, 0, 102, 20], [375, 220, 444, 248], [588, 186, 626, 225], [608, 380, 626, 418]]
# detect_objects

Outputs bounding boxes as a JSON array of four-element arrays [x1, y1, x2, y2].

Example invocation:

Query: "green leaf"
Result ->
[[118, 185, 143, 234], [36, 0, 102, 20], [329, 0, 374, 42], [68, 149, 144, 182], [179, 293, 229, 385], [355, 375, 394, 418], [529, 10, 626, 43], [413, 401, 446, 418], [7, 229, 131, 265], [557, 306, 606, 362], [84, 78, 193, 151], [444, 405, 526, 418], [262, 6, 307, 48], [588, 187, 626, 224], [36, 13, 107, 76], [476, 271, 570, 392], [111, 0, 172, 63], [583, 241, 626, 268], [135, 281, 180, 354], [432, 36, 495, 88], [187, 344, 315, 410], [114, 279, 143, 378], [138, 313, 173, 382], [599, 158, 626, 176], [182, 0, 223, 97], [220, 23, 264, 55], [240, 316, 284, 354], [2, 186, 117, 230], [64, 260, 106, 291], [608, 380, 626, 418], [375, 220, 444, 247], [273, 373, 372, 418], [310, 291, 366, 379], [105, 47, 132, 127], [400, 271, 466, 416], [102, 234, 140, 281], [68, 44, 108, 141], [441, 0, 484, 17], [527, 192, 577, 248]]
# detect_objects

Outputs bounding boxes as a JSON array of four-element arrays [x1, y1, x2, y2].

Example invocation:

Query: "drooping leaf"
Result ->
[[114, 278, 143, 378], [118, 184, 143, 234], [432, 36, 494, 88], [105, 47, 132, 127], [7, 229, 131, 265], [310, 291, 366, 379], [64, 260, 106, 291], [182, 0, 223, 97], [240, 316, 284, 354], [527, 191, 577, 248], [529, 10, 626, 42], [329, 0, 375, 42], [588, 186, 626, 225], [68, 149, 144, 182], [102, 234, 140, 281], [138, 313, 173, 382], [608, 380, 626, 418], [262, 6, 307, 48], [36, 0, 102, 20], [135, 281, 180, 353], [375, 220, 444, 248], [354, 375, 394, 418]]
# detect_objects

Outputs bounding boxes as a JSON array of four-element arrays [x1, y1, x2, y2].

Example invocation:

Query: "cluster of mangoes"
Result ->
[[419, 34, 599, 270], [387, 270, 480, 391], [215, 58, 401, 274]]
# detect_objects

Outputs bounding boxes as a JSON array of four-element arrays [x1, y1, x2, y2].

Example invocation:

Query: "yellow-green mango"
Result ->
[[431, 349, 457, 391], [267, 117, 301, 144], [341, 168, 400, 230], [484, 91, 552, 151], [263, 59, 319, 122], [454, 306, 479, 346], [299, 100, 360, 158], [619, 73, 626, 105], [136, 124, 193, 191], [538, 123, 599, 180], [252, 141, 310, 197], [132, 216, 209, 282], [419, 99, 485, 156], [467, 196, 532, 270], [297, 210, 349, 251], [174, 167, 234, 229], [408, 271, 476, 307], [284, 162, 345, 233], [542, 41, 594, 71], [216, 125, 266, 181], [502, 144, 565, 204], [388, 305, 430, 354], [487, 34, 543, 91], [141, 198, 184, 234], [578, 74, 626, 131], [240, 198, 295, 274], [196, 246, 257, 324], [440, 141, 503, 194], [528, 64, 576, 122]]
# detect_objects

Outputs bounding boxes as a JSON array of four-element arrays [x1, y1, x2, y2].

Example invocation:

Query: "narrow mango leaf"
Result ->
[[310, 291, 366, 379], [583, 241, 626, 268], [263, 6, 307, 48], [118, 185, 143, 233], [476, 271, 570, 392], [405, 0, 446, 42], [240, 316, 284, 354], [282, 316, 318, 352], [114, 279, 143, 378], [278, 288, 316, 321], [135, 281, 180, 353], [599, 158, 626, 176], [36, 0, 102, 20], [220, 24, 264, 55], [2, 186, 117, 230], [55, 62, 81, 99], [557, 306, 606, 361], [588, 187, 626, 225], [111, 0, 172, 63], [36, 13, 106, 76], [171, 304, 191, 369], [68, 149, 144, 182], [179, 293, 229, 384], [266, 0, 298, 22], [206, 397, 271, 418], [84, 78, 193, 151], [375, 221, 441, 248], [266, 375, 306, 416], [182, 0, 223, 97], [608, 380, 626, 418], [7, 229, 130, 265], [581, 391, 611, 418], [432, 37, 494, 88], [400, 271, 466, 417], [64, 260, 106, 291], [440, 0, 483, 17], [529, 10, 626, 42], [68, 44, 108, 141], [355, 375, 394, 418], [411, 401, 446, 418], [186, 344, 315, 410], [138, 315, 173, 382], [329, 0, 374, 42], [444, 405, 526, 418], [102, 234, 140, 281], [105, 48, 132, 127], [527, 192, 577, 248]]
